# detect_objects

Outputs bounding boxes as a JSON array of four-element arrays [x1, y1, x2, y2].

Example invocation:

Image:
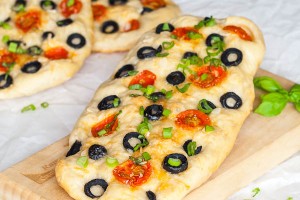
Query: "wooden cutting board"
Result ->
[[0, 69, 299, 200]]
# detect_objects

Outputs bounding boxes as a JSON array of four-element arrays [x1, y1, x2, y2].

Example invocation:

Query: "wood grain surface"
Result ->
[[0, 69, 299, 200]]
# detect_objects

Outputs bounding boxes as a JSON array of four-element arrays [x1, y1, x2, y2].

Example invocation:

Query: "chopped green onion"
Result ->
[[165, 90, 173, 99], [8, 42, 18, 53], [162, 109, 171, 117], [187, 141, 197, 156], [13, 4, 25, 12], [106, 157, 119, 168], [198, 99, 214, 114], [133, 135, 149, 151], [76, 156, 88, 168], [113, 98, 120, 107], [129, 94, 141, 97], [129, 84, 142, 90], [127, 70, 138, 76], [67, 0, 75, 7], [210, 58, 222, 66], [201, 73, 208, 81], [252, 187, 261, 197], [145, 85, 155, 96], [176, 83, 191, 93], [204, 56, 211, 64], [139, 106, 144, 115], [142, 152, 151, 161], [170, 34, 177, 39], [189, 55, 203, 66], [205, 17, 216, 27], [0, 22, 11, 30], [162, 127, 173, 139], [98, 129, 107, 136], [21, 104, 36, 113], [187, 32, 203, 40], [162, 23, 170, 31], [287, 197, 293, 200], [162, 41, 175, 50], [41, 102, 49, 108], [168, 158, 181, 167], [137, 118, 152, 135], [205, 125, 215, 132], [156, 52, 169, 57], [2, 35, 9, 44]]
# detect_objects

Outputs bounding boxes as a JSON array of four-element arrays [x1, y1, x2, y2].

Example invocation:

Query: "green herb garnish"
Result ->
[[162, 41, 175, 50], [21, 104, 36, 113], [76, 156, 88, 168], [187, 31, 203, 40], [194, 16, 216, 29], [41, 102, 49, 108], [251, 187, 261, 197], [168, 158, 181, 167], [205, 125, 215, 132], [106, 157, 119, 168], [127, 70, 138, 76], [176, 83, 191, 93], [187, 141, 197, 156], [156, 52, 169, 57], [162, 127, 173, 139], [129, 84, 143, 90], [162, 108, 171, 117], [67, 0, 75, 7]]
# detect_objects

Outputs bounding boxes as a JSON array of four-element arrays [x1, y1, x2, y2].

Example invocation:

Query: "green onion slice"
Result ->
[[162, 109, 171, 117], [142, 152, 151, 161], [113, 98, 120, 107], [139, 106, 144, 116], [162, 23, 170, 31], [162, 127, 173, 139], [21, 104, 36, 113], [106, 157, 119, 168], [76, 156, 88, 168], [41, 102, 49, 108], [156, 52, 169, 57], [145, 85, 155, 96], [2, 35, 9, 44], [67, 0, 75, 7], [98, 129, 107, 136], [168, 158, 181, 167], [162, 41, 175, 50], [187, 141, 197, 156], [205, 125, 215, 132], [198, 99, 214, 114], [127, 70, 138, 76], [187, 32, 203, 40], [176, 83, 191, 93], [129, 84, 142, 90]]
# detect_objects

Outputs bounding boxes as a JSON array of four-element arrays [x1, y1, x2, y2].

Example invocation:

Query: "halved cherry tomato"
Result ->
[[59, 0, 83, 18], [44, 47, 69, 60], [189, 66, 227, 88], [140, 0, 166, 9], [91, 114, 119, 137], [92, 4, 107, 21], [175, 109, 211, 130], [129, 70, 156, 87], [15, 10, 41, 33], [172, 27, 199, 40], [124, 19, 140, 32], [113, 160, 152, 187], [0, 50, 18, 72], [223, 25, 252, 41]]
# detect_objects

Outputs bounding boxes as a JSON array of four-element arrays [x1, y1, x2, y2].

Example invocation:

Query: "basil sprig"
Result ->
[[254, 76, 300, 116]]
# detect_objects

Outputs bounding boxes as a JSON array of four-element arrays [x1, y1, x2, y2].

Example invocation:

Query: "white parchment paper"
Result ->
[[0, 0, 299, 199]]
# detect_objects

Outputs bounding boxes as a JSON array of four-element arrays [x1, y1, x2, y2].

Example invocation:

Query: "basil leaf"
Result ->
[[294, 102, 300, 112], [289, 84, 300, 103], [254, 76, 283, 92], [255, 92, 288, 117]]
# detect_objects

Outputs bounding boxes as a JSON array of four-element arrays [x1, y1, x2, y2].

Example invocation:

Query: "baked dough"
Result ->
[[56, 15, 265, 200], [0, 0, 93, 99], [92, 0, 180, 52]]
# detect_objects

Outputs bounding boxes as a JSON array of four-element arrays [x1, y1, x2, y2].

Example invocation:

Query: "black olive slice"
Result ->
[[84, 179, 108, 198], [221, 48, 243, 67], [40, 0, 57, 10], [141, 7, 153, 15], [114, 64, 134, 79], [123, 132, 148, 152], [220, 92, 243, 109], [162, 153, 188, 174], [182, 140, 202, 156], [155, 23, 175, 34], [66, 140, 82, 157], [66, 33, 86, 49], [101, 20, 119, 34], [97, 95, 121, 111], [56, 18, 73, 27], [42, 31, 55, 40], [149, 92, 165, 102], [21, 61, 42, 74], [166, 71, 185, 85], [144, 104, 163, 121], [205, 33, 224, 47], [27, 46, 43, 56], [12, 0, 26, 12], [183, 51, 198, 59], [137, 46, 161, 59], [109, 0, 128, 5], [0, 74, 13, 89], [88, 144, 107, 160], [146, 191, 156, 200]]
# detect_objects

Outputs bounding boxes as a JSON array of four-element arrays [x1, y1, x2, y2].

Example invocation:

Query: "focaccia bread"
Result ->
[[0, 0, 93, 99], [56, 15, 265, 200], [91, 0, 180, 52]]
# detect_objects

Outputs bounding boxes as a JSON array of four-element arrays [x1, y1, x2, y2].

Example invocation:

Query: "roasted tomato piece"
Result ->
[[0, 50, 18, 72], [223, 25, 252, 41], [172, 27, 199, 40], [92, 4, 107, 21], [59, 0, 83, 18], [140, 0, 166, 9], [15, 10, 41, 33], [113, 160, 152, 187], [124, 19, 140, 32], [189, 66, 227, 88], [129, 70, 156, 87], [91, 114, 119, 137], [44, 47, 69, 60], [175, 109, 211, 130]]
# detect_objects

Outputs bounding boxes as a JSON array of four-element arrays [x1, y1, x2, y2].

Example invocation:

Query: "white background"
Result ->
[[0, 0, 299, 199]]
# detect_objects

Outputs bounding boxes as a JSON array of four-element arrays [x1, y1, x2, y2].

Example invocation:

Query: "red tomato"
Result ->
[[175, 109, 211, 130], [129, 70, 156, 87], [172, 27, 199, 40], [189, 66, 227, 88], [59, 0, 83, 18], [92, 4, 107, 21], [124, 19, 140, 32], [44, 47, 69, 60], [113, 160, 152, 187], [223, 25, 252, 41], [15, 10, 41, 33], [0, 50, 18, 72], [91, 114, 119, 137], [140, 0, 166, 9]]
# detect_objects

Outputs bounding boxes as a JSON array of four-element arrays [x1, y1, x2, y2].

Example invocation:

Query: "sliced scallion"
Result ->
[[2, 35, 9, 44], [187, 141, 196, 156], [113, 98, 120, 107], [162, 127, 173, 139], [98, 129, 107, 136], [176, 83, 191, 93], [21, 104, 36, 113], [67, 0, 75, 7], [198, 99, 214, 114], [187, 32, 202, 40], [162, 41, 174, 50], [129, 84, 142, 90], [168, 158, 181, 167], [162, 23, 170, 31], [162, 109, 171, 117], [156, 52, 169, 57], [142, 152, 151, 161], [41, 102, 49, 108], [76, 156, 88, 168], [139, 106, 144, 116], [127, 70, 138, 76], [205, 125, 215, 132], [201, 73, 208, 81], [106, 157, 119, 168]]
